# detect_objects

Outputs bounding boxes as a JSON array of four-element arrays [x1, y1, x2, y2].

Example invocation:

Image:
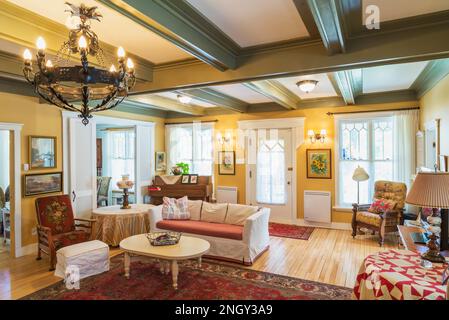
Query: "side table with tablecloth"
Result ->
[[353, 249, 448, 300], [92, 204, 154, 246]]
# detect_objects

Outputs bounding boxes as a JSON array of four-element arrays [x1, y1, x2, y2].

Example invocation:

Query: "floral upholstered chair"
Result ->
[[352, 180, 407, 246], [35, 195, 96, 270]]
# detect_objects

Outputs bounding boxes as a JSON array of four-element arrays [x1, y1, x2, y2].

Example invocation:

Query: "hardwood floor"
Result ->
[[0, 228, 398, 300]]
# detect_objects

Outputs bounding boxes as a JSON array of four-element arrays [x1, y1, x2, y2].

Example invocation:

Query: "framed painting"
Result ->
[[155, 151, 166, 171], [218, 151, 235, 175], [189, 174, 198, 184], [23, 172, 63, 197], [181, 175, 190, 184], [306, 149, 331, 179], [29, 136, 56, 169]]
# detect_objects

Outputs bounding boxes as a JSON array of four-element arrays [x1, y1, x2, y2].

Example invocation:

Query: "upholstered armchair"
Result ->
[[35, 195, 96, 270], [352, 180, 407, 246], [97, 176, 111, 207]]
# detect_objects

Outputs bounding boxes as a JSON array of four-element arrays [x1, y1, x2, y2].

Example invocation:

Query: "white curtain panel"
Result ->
[[393, 109, 419, 190]]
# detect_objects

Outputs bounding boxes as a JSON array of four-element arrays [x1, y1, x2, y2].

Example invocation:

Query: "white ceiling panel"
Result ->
[[7, 0, 191, 64], [211, 84, 272, 104], [186, 0, 309, 47], [362, 61, 428, 94], [363, 0, 449, 23], [276, 73, 338, 100], [155, 92, 215, 108]]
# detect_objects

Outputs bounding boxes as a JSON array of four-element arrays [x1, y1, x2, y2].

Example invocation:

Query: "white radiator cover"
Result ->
[[216, 186, 238, 204], [304, 190, 331, 223]]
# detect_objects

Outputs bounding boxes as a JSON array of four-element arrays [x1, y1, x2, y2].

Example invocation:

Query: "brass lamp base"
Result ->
[[421, 232, 446, 263], [120, 188, 131, 209]]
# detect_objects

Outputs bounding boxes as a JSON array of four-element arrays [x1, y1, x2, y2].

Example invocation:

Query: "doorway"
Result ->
[[248, 128, 293, 223], [0, 130, 10, 253], [96, 125, 136, 207]]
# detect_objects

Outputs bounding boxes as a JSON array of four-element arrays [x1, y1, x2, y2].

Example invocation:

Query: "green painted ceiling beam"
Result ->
[[307, 0, 346, 54], [292, 0, 320, 38], [132, 21, 449, 93], [355, 90, 417, 105], [410, 58, 449, 98], [177, 88, 248, 113], [328, 69, 362, 104], [128, 94, 205, 116], [105, 0, 238, 71], [243, 80, 300, 110]]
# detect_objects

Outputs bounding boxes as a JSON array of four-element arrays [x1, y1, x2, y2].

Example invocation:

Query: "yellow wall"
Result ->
[[167, 101, 418, 224], [420, 73, 449, 156], [0, 92, 165, 249]]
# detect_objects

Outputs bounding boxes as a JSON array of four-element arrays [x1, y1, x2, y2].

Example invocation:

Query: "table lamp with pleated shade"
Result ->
[[352, 166, 369, 204], [405, 172, 449, 261]]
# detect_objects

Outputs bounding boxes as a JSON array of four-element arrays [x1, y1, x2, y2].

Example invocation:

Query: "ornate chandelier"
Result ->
[[22, 2, 136, 125]]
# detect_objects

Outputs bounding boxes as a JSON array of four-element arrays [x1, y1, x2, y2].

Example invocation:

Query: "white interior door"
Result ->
[[249, 128, 293, 223], [69, 117, 96, 219]]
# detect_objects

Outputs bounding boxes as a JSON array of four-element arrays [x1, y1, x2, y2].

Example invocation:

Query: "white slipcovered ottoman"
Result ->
[[55, 240, 109, 280]]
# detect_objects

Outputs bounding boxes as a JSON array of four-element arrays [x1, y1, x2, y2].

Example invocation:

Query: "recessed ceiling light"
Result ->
[[177, 95, 192, 104], [296, 80, 318, 93]]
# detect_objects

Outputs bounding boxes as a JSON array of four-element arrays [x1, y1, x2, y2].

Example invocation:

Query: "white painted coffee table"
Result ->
[[119, 234, 210, 289]]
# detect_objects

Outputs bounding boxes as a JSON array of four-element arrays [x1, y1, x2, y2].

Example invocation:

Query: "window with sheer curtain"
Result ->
[[108, 129, 135, 191], [338, 118, 393, 207], [336, 110, 418, 208], [165, 122, 214, 176]]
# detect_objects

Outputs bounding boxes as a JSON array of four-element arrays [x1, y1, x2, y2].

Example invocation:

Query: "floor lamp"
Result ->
[[352, 166, 369, 204], [405, 172, 449, 262]]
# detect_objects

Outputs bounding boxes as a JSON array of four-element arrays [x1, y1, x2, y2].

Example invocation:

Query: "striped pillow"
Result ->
[[162, 196, 190, 220]]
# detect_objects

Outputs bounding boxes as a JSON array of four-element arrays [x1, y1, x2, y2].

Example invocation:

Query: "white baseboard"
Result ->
[[16, 243, 37, 257], [295, 219, 352, 231]]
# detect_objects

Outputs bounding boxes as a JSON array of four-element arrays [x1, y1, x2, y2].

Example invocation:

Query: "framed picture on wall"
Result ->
[[29, 136, 56, 169], [23, 172, 63, 197], [306, 149, 332, 179], [155, 151, 166, 171], [218, 151, 235, 175]]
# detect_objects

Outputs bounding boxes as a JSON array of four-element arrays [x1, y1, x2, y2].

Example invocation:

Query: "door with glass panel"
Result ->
[[249, 129, 293, 223]]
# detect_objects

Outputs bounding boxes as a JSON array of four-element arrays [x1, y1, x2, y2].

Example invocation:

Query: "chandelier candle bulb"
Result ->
[[36, 36, 46, 51], [45, 60, 53, 69], [118, 46, 126, 59], [109, 64, 116, 73], [23, 49, 32, 63], [126, 58, 134, 71], [78, 35, 88, 50]]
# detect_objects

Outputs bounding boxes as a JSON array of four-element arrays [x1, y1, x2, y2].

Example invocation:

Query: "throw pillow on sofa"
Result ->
[[162, 196, 190, 220], [188, 200, 203, 221], [225, 203, 259, 225], [201, 202, 228, 223]]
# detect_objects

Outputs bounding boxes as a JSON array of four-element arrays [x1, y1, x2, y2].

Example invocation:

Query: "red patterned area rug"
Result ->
[[269, 223, 315, 240], [22, 255, 351, 300]]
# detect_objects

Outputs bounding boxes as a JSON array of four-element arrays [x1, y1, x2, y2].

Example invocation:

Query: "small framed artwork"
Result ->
[[218, 151, 235, 175], [306, 149, 332, 179], [155, 151, 166, 171], [189, 174, 198, 184], [181, 175, 190, 184], [23, 172, 63, 197], [29, 136, 56, 169]]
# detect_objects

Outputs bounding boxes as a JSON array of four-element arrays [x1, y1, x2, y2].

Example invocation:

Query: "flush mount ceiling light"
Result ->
[[177, 95, 192, 104], [22, 3, 136, 125], [296, 80, 318, 93]]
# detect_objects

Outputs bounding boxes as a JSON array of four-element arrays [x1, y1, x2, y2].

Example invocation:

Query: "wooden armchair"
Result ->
[[352, 180, 407, 246], [35, 195, 96, 270]]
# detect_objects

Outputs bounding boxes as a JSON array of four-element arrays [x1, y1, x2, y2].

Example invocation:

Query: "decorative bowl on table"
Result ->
[[146, 232, 182, 246]]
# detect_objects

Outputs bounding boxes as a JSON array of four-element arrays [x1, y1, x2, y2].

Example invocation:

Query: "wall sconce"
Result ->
[[217, 132, 232, 145], [308, 129, 326, 143]]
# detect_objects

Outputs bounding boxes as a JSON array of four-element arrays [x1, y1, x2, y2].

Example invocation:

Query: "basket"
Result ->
[[145, 232, 181, 246]]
